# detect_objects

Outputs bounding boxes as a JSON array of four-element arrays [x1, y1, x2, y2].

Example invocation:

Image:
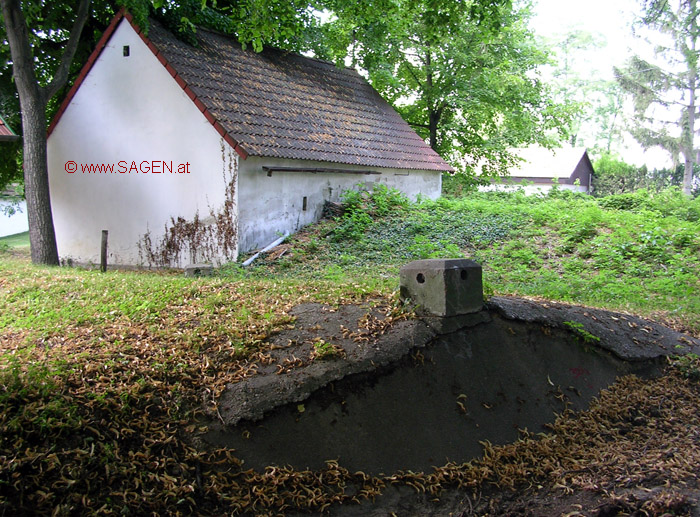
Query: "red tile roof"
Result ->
[[147, 20, 452, 171], [0, 114, 19, 142], [50, 9, 451, 172], [148, 22, 452, 171]]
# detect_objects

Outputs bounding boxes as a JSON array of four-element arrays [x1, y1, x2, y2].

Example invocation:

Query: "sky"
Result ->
[[529, 0, 674, 168], [532, 0, 638, 79]]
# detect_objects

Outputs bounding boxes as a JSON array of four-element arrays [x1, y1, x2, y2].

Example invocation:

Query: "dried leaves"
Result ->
[[2, 263, 700, 514]]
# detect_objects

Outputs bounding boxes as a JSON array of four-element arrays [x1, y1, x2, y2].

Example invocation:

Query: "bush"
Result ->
[[441, 172, 482, 197], [591, 154, 648, 196], [597, 188, 700, 222], [330, 184, 410, 243], [592, 153, 700, 197]]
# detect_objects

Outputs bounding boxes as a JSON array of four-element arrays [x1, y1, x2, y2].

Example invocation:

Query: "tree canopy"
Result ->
[[312, 0, 574, 176], [542, 29, 627, 155], [614, 0, 700, 195]]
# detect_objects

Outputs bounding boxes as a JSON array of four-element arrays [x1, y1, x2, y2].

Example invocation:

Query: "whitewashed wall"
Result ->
[[0, 199, 28, 237], [478, 182, 589, 195], [48, 19, 234, 267], [238, 156, 441, 252]]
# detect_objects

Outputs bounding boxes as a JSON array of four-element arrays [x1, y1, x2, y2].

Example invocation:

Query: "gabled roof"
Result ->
[[0, 114, 19, 142], [507, 147, 591, 180], [50, 10, 452, 172]]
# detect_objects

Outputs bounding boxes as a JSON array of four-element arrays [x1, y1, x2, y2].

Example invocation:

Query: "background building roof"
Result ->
[[507, 147, 590, 180], [0, 114, 19, 142]]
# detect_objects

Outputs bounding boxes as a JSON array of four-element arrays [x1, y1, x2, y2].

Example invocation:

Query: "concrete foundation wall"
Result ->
[[0, 199, 28, 238], [478, 182, 588, 195], [237, 157, 441, 252]]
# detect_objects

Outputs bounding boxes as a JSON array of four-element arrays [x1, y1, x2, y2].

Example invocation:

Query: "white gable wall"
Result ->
[[238, 156, 441, 251], [48, 18, 235, 267]]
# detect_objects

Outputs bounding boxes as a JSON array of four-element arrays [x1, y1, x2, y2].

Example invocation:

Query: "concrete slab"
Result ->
[[184, 263, 213, 277]]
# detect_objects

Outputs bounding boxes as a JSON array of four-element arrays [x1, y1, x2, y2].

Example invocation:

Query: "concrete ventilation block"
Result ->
[[184, 263, 214, 277], [399, 259, 483, 317]]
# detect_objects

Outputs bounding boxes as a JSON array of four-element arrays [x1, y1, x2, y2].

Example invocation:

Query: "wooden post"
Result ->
[[100, 230, 108, 273]]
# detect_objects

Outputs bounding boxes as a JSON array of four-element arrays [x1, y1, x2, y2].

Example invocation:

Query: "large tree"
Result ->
[[543, 29, 628, 154], [312, 0, 574, 176], [614, 0, 699, 196]]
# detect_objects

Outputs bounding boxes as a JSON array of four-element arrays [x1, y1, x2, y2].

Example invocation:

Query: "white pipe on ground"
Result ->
[[241, 232, 290, 267]]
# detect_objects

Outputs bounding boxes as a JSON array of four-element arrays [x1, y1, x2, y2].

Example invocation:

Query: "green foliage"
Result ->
[[593, 154, 700, 198], [330, 184, 410, 243], [257, 186, 520, 274], [563, 321, 600, 344], [408, 235, 463, 260], [0, 231, 29, 253], [596, 188, 700, 222], [670, 353, 700, 382], [152, 0, 314, 52], [613, 0, 700, 195], [0, 263, 190, 337], [311, 339, 342, 360], [441, 172, 481, 197], [0, 109, 22, 192], [313, 0, 573, 173], [248, 186, 700, 334], [542, 30, 627, 152], [332, 209, 373, 243]]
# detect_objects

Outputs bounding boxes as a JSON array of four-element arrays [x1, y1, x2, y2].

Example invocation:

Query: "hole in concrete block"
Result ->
[[302, 196, 307, 211], [461, 270, 468, 280], [416, 273, 425, 284], [123, 45, 130, 57]]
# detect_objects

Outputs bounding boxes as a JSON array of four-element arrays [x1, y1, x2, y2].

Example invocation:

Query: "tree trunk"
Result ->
[[429, 110, 439, 151], [21, 95, 60, 265], [684, 0, 697, 196], [2, 0, 90, 264]]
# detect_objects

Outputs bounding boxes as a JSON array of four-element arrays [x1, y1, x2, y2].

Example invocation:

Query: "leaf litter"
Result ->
[[1, 260, 700, 514]]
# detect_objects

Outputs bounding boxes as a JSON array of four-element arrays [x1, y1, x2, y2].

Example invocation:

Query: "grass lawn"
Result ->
[[0, 231, 29, 248], [246, 186, 700, 334], [1, 187, 700, 514]]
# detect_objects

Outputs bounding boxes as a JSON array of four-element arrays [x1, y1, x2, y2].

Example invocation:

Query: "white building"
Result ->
[[47, 9, 451, 267], [479, 147, 594, 195], [0, 199, 28, 238]]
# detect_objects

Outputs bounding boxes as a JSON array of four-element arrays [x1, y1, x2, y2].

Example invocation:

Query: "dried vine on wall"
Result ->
[[138, 140, 239, 267]]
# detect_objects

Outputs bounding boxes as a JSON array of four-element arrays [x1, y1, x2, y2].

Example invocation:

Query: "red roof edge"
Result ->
[[0, 113, 19, 139], [47, 8, 248, 160]]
